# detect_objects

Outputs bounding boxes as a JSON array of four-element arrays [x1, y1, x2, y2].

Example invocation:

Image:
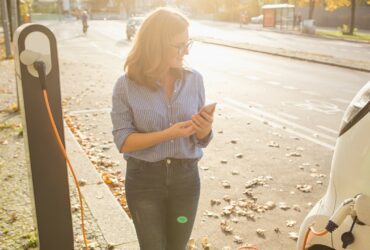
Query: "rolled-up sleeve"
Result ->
[[110, 77, 136, 152], [193, 72, 213, 148]]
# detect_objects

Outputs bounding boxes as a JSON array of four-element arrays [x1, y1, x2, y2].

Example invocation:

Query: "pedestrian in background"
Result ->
[[110, 7, 214, 250], [81, 10, 89, 34]]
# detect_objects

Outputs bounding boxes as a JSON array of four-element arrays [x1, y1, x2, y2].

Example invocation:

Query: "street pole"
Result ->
[[1, 0, 13, 58], [10, 0, 19, 40]]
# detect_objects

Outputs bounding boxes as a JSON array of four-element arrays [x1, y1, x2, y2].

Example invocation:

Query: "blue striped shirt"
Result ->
[[110, 68, 213, 162]]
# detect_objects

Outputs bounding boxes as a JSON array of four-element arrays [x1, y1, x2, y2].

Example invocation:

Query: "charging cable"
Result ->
[[34, 61, 89, 250], [302, 224, 328, 250], [302, 198, 356, 249]]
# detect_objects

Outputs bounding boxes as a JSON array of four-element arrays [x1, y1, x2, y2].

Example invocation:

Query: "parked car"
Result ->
[[251, 15, 263, 24], [126, 16, 144, 40]]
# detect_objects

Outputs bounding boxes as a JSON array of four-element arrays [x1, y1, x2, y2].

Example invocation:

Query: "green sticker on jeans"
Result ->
[[177, 216, 188, 224]]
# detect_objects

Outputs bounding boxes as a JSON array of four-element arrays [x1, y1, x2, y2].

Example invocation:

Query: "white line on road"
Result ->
[[331, 98, 350, 104], [283, 85, 298, 90], [244, 75, 261, 81], [277, 112, 299, 120], [223, 98, 336, 150], [89, 41, 121, 59], [89, 41, 99, 48], [265, 81, 281, 86], [301, 90, 320, 96], [248, 102, 264, 108], [316, 125, 338, 135]]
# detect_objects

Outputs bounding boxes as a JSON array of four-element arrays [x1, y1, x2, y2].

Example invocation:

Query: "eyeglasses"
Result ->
[[171, 40, 193, 55]]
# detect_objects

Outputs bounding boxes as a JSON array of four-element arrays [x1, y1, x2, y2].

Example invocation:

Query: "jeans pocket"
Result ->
[[126, 158, 144, 175]]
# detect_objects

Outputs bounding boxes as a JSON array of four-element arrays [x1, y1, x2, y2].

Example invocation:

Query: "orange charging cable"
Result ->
[[42, 89, 88, 250], [302, 225, 328, 250]]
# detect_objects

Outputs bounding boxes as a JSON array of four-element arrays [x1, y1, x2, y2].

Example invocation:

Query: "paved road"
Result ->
[[39, 19, 370, 249], [49, 20, 370, 151]]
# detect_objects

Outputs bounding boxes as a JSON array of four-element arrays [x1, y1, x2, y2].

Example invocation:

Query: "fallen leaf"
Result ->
[[286, 220, 296, 227], [256, 229, 265, 238], [220, 220, 233, 234], [288, 232, 299, 241]]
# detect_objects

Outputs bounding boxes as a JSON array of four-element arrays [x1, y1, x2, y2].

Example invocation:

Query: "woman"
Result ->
[[111, 7, 214, 250]]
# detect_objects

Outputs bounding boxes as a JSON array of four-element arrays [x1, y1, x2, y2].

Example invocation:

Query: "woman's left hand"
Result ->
[[191, 111, 214, 139]]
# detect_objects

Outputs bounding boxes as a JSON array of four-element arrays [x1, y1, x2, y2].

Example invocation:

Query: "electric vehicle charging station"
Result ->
[[297, 81, 370, 250], [13, 24, 74, 249]]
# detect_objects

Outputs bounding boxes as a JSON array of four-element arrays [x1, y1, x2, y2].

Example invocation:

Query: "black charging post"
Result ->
[[13, 24, 74, 249]]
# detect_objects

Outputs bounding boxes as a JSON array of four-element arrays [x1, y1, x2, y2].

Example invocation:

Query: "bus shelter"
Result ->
[[262, 4, 295, 29]]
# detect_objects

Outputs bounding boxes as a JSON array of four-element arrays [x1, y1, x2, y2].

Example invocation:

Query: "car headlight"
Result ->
[[339, 81, 370, 136]]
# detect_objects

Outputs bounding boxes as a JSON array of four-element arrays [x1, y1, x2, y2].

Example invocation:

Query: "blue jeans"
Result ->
[[125, 157, 201, 250]]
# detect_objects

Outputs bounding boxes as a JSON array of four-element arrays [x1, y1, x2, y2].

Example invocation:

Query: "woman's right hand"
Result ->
[[166, 120, 195, 139]]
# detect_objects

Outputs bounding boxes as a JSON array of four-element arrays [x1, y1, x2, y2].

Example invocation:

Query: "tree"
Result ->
[[325, 0, 370, 35], [289, 0, 321, 19]]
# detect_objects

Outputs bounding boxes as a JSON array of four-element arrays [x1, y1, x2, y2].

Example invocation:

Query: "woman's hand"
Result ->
[[166, 120, 196, 139], [191, 111, 214, 139]]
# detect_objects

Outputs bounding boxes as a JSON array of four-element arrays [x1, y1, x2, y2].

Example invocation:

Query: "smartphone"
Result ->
[[199, 102, 217, 114]]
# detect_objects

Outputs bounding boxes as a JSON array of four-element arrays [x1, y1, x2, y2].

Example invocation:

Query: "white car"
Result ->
[[251, 15, 263, 24], [126, 16, 144, 40]]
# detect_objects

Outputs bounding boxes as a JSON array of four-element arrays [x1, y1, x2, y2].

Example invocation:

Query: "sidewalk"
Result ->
[[191, 19, 370, 72]]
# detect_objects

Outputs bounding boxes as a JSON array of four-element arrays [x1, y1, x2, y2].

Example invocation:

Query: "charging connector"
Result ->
[[33, 61, 47, 90], [325, 198, 354, 233]]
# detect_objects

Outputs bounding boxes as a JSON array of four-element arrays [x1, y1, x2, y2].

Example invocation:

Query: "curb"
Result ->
[[242, 25, 370, 45], [65, 124, 139, 249], [194, 36, 370, 73]]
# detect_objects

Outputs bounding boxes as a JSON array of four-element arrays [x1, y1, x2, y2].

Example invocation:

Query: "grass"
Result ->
[[0, 122, 20, 130], [317, 30, 370, 42]]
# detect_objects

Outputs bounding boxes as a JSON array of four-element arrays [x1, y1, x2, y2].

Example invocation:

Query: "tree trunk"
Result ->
[[308, 0, 315, 19], [349, 0, 356, 35]]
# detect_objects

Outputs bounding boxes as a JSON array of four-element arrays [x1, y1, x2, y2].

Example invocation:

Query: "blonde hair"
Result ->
[[124, 7, 189, 90]]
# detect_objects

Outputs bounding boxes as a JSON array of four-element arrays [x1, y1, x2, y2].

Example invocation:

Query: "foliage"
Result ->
[[325, 0, 370, 11], [288, 0, 321, 7], [180, 0, 260, 20], [317, 30, 370, 41]]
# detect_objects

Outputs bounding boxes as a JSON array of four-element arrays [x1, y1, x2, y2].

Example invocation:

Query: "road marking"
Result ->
[[89, 41, 121, 58], [301, 90, 320, 96], [331, 98, 350, 105], [316, 125, 338, 135], [89, 41, 99, 48], [265, 81, 281, 86], [277, 112, 299, 120], [244, 75, 261, 81], [295, 100, 343, 114], [223, 98, 336, 150], [283, 85, 298, 90], [248, 102, 264, 108]]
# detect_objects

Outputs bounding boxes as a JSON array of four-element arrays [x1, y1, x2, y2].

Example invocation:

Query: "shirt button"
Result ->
[[167, 159, 171, 164], [169, 123, 173, 126], [171, 140, 174, 143]]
